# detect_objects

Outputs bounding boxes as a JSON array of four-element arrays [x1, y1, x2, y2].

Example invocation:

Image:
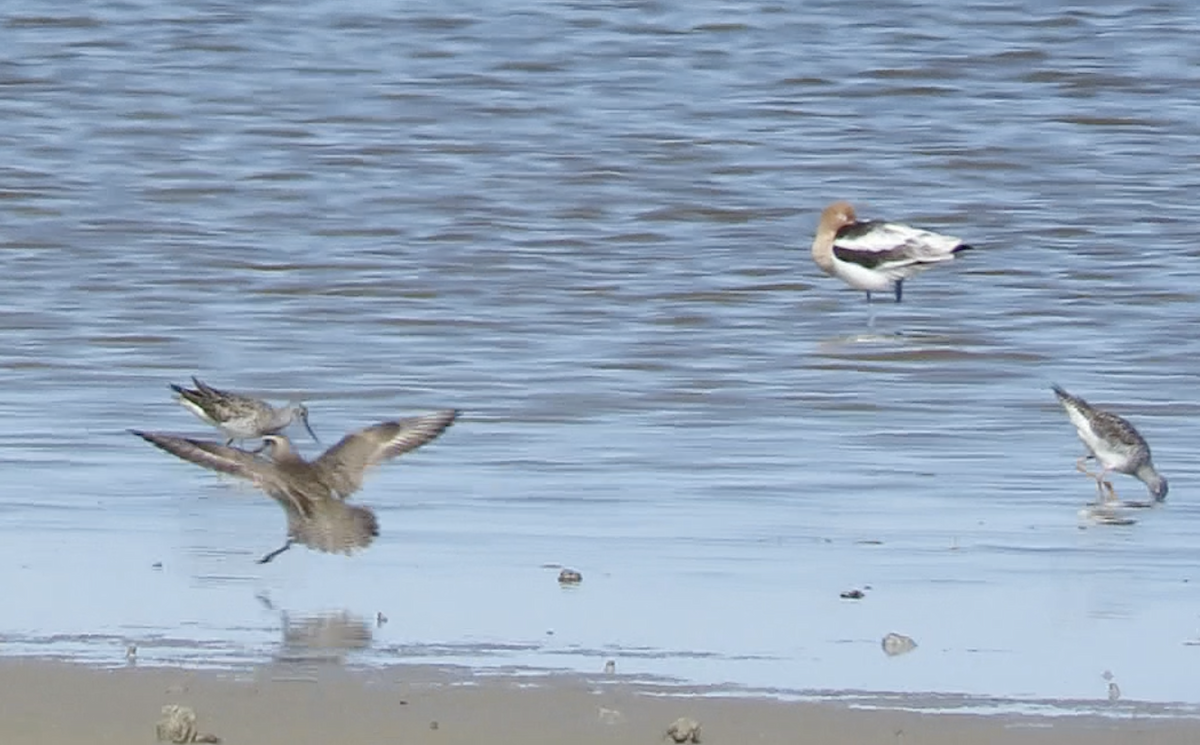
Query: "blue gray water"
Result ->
[[3, 0, 1200, 709]]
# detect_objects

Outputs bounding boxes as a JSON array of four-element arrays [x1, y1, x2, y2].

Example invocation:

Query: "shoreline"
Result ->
[[3, 657, 1199, 744]]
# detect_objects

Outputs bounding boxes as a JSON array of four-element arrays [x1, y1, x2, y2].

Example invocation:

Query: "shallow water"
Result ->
[[3, 0, 1200, 708]]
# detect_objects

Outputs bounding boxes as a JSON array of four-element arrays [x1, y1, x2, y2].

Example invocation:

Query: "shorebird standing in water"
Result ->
[[132, 409, 459, 563], [170, 376, 320, 446], [1052, 385, 1167, 505], [810, 201, 973, 303]]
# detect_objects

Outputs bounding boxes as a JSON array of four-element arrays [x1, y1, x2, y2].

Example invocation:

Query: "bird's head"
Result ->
[[290, 402, 320, 444], [1149, 472, 1168, 501], [256, 434, 295, 460], [820, 200, 858, 232]]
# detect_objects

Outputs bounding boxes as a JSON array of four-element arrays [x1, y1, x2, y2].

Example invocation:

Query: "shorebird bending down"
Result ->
[[1052, 385, 1167, 505], [132, 409, 459, 563], [170, 376, 320, 446], [811, 201, 973, 303]]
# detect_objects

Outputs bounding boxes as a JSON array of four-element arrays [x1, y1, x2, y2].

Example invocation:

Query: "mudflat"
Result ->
[[1, 658, 1195, 744]]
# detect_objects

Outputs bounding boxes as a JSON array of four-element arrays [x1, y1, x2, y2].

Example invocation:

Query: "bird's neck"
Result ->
[[811, 229, 837, 274]]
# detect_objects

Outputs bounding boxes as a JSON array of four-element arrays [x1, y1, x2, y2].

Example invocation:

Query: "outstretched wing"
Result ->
[[132, 429, 316, 518], [313, 409, 459, 498], [132, 430, 270, 480], [833, 220, 967, 278]]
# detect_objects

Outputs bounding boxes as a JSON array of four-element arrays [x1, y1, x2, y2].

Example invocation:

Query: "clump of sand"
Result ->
[[665, 716, 701, 743], [155, 704, 220, 743]]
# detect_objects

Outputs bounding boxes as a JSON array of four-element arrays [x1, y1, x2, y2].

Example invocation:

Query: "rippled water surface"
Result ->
[[3, 0, 1200, 708]]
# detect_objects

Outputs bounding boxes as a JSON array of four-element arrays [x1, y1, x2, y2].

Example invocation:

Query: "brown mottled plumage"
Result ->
[[132, 409, 459, 563], [1052, 385, 1167, 504], [170, 376, 320, 446]]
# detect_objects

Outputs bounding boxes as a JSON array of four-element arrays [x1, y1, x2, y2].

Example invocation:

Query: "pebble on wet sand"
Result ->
[[597, 706, 624, 724], [155, 704, 220, 744], [665, 716, 701, 743], [881, 632, 917, 657]]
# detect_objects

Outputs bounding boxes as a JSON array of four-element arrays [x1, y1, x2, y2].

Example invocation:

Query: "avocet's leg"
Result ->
[[894, 279, 904, 303]]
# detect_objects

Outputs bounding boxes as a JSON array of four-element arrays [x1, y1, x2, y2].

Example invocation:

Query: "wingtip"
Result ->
[[129, 429, 159, 444]]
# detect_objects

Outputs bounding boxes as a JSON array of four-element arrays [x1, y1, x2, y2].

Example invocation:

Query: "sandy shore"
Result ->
[[1, 658, 1197, 744]]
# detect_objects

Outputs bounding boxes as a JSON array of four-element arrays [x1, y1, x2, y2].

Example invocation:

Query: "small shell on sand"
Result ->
[[558, 568, 583, 584], [597, 706, 625, 724], [881, 632, 917, 657], [665, 717, 701, 743], [155, 705, 220, 744]]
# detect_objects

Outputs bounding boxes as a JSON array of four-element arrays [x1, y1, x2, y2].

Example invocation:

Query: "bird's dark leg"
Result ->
[[894, 280, 904, 303], [257, 539, 293, 564], [225, 437, 234, 447], [864, 290, 872, 303]]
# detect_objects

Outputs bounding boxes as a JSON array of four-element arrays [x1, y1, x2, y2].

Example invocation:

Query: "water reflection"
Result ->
[[257, 594, 372, 664], [279, 612, 372, 664]]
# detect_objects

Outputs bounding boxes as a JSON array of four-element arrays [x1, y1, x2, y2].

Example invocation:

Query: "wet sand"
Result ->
[[2, 658, 1198, 744]]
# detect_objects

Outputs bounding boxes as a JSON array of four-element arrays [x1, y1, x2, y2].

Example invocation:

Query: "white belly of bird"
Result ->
[[1078, 429, 1127, 471], [832, 260, 894, 292]]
